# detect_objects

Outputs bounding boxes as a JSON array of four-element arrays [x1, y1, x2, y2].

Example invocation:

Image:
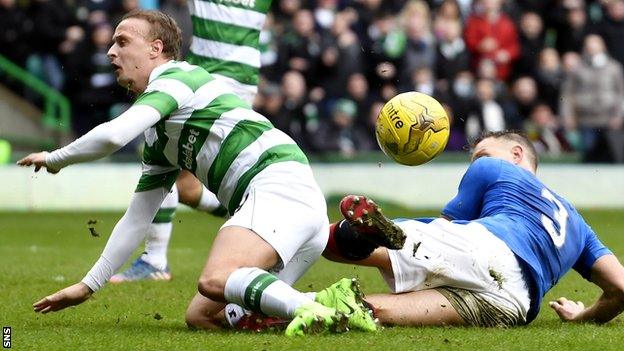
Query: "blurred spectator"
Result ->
[[524, 103, 569, 156], [348, 0, 385, 41], [398, 0, 436, 86], [433, 0, 463, 30], [406, 67, 449, 104], [255, 81, 283, 120], [505, 76, 539, 128], [555, 0, 590, 54], [535, 48, 564, 113], [272, 70, 319, 152], [317, 10, 363, 100], [593, 0, 624, 67], [515, 11, 544, 77], [161, 0, 192, 58], [31, 0, 85, 90], [448, 70, 476, 131], [465, 78, 506, 140], [64, 22, 129, 136], [314, 98, 374, 156], [560, 35, 624, 162], [276, 9, 322, 81], [434, 19, 470, 86], [111, 0, 140, 27], [345, 73, 375, 126], [364, 10, 403, 88], [272, 0, 303, 28], [314, 0, 338, 30], [464, 0, 520, 81], [561, 51, 582, 74], [476, 58, 506, 97], [0, 0, 34, 66]]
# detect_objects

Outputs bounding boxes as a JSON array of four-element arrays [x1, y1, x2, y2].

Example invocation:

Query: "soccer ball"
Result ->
[[375, 92, 450, 166]]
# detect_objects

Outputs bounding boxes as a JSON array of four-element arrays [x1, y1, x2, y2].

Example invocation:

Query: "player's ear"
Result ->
[[511, 145, 523, 164], [149, 39, 164, 58]]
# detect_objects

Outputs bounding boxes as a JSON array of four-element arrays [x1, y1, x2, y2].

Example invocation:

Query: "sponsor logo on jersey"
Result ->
[[182, 129, 200, 169]]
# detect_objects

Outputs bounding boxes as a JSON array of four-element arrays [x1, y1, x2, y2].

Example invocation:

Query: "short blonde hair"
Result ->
[[122, 10, 182, 60]]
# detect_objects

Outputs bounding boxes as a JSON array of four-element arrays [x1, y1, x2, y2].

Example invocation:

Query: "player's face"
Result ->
[[471, 137, 517, 164], [107, 18, 154, 93]]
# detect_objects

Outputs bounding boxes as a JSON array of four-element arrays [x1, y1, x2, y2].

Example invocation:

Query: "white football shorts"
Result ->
[[383, 218, 531, 325], [221, 161, 329, 285]]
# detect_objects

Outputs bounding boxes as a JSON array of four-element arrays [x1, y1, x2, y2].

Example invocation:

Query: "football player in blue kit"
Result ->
[[324, 131, 624, 327]]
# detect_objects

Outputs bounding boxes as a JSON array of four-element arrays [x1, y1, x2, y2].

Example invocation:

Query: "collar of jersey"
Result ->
[[148, 60, 177, 84]]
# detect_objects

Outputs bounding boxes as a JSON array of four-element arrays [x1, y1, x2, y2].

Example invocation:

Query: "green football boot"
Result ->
[[284, 303, 349, 337], [315, 278, 378, 332]]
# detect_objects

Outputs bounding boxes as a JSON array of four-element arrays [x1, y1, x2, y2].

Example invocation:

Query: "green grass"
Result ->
[[1, 204, 623, 350]]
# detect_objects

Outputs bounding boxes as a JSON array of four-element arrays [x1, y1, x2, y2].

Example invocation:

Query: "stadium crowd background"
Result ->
[[2, 0, 624, 163]]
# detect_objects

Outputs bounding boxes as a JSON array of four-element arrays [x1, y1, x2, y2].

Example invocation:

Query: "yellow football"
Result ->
[[375, 92, 450, 166]]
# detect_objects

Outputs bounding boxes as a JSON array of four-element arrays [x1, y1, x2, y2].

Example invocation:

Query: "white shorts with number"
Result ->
[[221, 161, 329, 285], [383, 218, 531, 325]]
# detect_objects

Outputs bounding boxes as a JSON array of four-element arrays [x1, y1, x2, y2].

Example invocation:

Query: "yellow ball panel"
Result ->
[[375, 92, 450, 166]]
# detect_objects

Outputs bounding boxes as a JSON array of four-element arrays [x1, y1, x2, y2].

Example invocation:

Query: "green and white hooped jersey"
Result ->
[[187, 0, 271, 90], [134, 61, 308, 214]]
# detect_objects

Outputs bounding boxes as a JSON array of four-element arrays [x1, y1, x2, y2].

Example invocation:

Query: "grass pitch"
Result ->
[[1, 203, 623, 350]]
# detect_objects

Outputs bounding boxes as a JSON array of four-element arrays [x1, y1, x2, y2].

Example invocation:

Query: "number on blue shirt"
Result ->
[[541, 188, 568, 248]]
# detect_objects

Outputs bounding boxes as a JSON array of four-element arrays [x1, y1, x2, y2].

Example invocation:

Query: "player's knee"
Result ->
[[197, 275, 226, 301], [178, 187, 200, 207], [176, 172, 202, 207]]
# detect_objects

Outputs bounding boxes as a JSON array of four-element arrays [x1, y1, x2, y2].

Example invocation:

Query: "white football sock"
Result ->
[[195, 185, 220, 211], [141, 186, 178, 270], [224, 267, 312, 318]]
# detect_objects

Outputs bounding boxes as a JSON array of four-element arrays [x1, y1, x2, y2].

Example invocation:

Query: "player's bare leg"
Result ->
[[176, 170, 203, 207], [324, 245, 394, 277], [177, 170, 227, 214], [365, 289, 465, 326], [188, 225, 348, 334]]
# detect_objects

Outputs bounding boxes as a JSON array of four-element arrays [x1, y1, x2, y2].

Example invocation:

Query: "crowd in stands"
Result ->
[[1, 0, 624, 162]]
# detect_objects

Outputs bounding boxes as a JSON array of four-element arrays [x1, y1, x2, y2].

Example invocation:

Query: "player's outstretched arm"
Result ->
[[20, 105, 160, 172], [32, 187, 170, 313], [33, 282, 93, 313], [81, 187, 171, 292], [549, 254, 624, 323]]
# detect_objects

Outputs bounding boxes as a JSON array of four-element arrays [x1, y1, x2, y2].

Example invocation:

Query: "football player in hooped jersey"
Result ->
[[18, 10, 377, 336], [109, 0, 276, 284], [325, 131, 624, 327]]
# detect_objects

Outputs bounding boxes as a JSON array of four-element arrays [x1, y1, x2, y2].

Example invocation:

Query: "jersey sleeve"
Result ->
[[134, 72, 194, 119], [45, 105, 161, 170], [572, 224, 612, 280], [442, 157, 501, 220]]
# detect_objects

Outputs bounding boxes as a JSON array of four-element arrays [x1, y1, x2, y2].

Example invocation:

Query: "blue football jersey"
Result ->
[[442, 157, 611, 322]]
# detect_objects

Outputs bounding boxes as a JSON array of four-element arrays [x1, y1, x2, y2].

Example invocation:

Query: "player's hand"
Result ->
[[549, 297, 585, 322], [33, 282, 93, 313], [17, 152, 59, 174]]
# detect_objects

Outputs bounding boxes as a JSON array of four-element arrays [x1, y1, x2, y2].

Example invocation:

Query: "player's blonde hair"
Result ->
[[122, 10, 182, 60]]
